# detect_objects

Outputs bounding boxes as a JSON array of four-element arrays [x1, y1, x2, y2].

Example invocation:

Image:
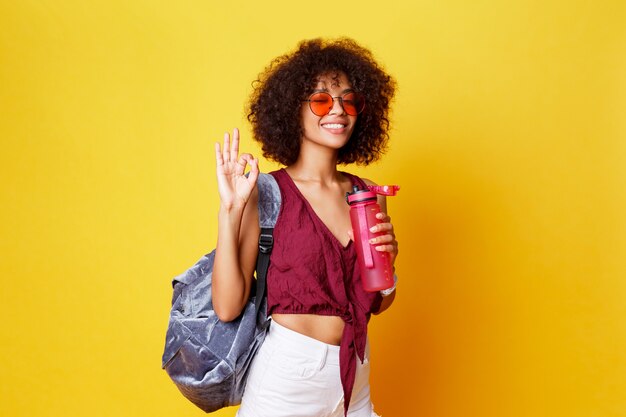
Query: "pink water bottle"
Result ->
[[346, 184, 400, 292]]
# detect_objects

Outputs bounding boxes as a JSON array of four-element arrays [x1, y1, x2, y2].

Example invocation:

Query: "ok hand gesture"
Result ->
[[215, 128, 259, 211]]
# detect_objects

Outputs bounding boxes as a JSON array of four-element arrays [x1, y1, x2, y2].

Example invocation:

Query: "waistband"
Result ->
[[266, 319, 340, 366]]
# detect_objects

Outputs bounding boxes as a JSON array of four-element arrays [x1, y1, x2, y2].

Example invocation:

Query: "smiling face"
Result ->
[[299, 71, 358, 152]]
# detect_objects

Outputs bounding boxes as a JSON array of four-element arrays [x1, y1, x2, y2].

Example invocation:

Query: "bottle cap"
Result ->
[[346, 185, 377, 205], [367, 185, 400, 196]]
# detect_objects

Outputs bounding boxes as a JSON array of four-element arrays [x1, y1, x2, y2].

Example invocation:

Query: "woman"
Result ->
[[212, 38, 398, 417]]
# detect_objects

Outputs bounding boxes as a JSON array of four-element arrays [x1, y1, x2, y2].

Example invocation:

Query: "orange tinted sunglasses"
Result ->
[[304, 91, 366, 116]]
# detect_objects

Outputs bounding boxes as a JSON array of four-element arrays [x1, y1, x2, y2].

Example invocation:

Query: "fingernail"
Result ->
[[369, 238, 376, 244], [370, 226, 376, 232]]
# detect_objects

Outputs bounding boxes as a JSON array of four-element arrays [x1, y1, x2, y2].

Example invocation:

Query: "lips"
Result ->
[[321, 123, 347, 129], [321, 122, 348, 135]]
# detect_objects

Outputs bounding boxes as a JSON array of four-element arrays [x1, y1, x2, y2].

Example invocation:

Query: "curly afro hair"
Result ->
[[247, 38, 396, 166]]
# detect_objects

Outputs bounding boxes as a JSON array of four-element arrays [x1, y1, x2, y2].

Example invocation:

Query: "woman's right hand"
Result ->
[[215, 127, 259, 211]]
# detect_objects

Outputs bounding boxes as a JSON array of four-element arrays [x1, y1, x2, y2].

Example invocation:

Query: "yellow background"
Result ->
[[1, 1, 625, 416]]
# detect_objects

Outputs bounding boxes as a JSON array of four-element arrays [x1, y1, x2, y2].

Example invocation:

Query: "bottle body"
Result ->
[[348, 199, 395, 292]]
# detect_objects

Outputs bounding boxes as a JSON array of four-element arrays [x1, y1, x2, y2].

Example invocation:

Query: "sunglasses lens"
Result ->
[[342, 92, 365, 116], [309, 92, 333, 116], [307, 92, 365, 116]]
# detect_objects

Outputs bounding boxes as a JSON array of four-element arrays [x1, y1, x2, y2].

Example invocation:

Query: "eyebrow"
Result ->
[[312, 87, 354, 94]]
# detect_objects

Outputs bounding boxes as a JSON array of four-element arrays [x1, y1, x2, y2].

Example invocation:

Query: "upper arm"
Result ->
[[238, 185, 261, 291], [361, 177, 388, 213]]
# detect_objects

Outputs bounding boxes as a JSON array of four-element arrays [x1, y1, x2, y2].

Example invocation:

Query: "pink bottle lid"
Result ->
[[367, 185, 400, 196], [346, 186, 377, 204]]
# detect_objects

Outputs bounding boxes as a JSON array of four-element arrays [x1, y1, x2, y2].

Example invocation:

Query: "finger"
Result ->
[[374, 244, 397, 253], [223, 132, 230, 162], [376, 212, 391, 222], [230, 128, 240, 162], [369, 223, 394, 233], [369, 235, 395, 245], [235, 154, 253, 176], [215, 142, 223, 167], [248, 157, 260, 185]]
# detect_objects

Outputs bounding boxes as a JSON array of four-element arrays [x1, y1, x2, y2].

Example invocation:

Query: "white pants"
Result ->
[[236, 320, 380, 417]]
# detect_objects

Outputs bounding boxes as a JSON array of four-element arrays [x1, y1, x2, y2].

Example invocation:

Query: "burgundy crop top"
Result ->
[[266, 168, 383, 414]]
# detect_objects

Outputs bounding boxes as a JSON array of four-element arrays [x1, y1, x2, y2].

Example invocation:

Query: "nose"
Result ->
[[328, 96, 346, 115]]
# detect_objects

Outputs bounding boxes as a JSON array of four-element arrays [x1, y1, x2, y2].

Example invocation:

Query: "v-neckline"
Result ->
[[281, 168, 354, 250]]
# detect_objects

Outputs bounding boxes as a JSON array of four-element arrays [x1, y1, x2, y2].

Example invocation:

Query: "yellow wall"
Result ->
[[1, 1, 625, 416]]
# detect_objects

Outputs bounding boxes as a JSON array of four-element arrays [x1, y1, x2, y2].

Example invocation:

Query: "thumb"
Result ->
[[248, 158, 260, 185]]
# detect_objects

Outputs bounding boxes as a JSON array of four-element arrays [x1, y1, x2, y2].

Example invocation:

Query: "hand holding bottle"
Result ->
[[346, 185, 400, 292], [368, 211, 398, 267]]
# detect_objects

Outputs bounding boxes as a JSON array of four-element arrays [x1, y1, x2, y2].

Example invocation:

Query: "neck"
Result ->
[[286, 142, 342, 185]]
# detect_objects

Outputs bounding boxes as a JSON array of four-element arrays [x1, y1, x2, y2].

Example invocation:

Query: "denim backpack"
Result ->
[[161, 173, 281, 412]]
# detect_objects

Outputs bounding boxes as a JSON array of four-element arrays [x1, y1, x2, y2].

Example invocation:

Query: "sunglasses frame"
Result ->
[[303, 91, 366, 116]]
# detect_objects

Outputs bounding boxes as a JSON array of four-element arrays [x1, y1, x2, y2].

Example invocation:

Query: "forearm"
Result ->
[[212, 204, 250, 321], [374, 289, 396, 314]]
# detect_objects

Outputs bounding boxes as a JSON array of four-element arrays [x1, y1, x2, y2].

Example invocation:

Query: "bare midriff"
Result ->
[[271, 313, 345, 346]]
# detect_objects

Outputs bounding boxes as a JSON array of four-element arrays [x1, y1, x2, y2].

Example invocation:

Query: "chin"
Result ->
[[322, 129, 354, 146], [322, 136, 351, 150]]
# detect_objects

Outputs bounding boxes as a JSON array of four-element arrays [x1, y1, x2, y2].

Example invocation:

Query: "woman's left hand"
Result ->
[[368, 212, 399, 267]]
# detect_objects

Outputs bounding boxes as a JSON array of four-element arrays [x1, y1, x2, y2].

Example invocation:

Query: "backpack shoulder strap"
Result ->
[[256, 173, 281, 228], [254, 173, 281, 317]]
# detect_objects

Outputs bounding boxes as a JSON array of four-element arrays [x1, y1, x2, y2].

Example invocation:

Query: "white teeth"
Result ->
[[322, 123, 345, 129]]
